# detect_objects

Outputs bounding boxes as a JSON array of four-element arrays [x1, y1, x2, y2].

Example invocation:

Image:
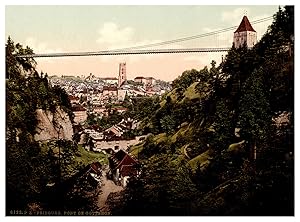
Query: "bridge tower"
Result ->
[[233, 16, 257, 48], [118, 62, 127, 87]]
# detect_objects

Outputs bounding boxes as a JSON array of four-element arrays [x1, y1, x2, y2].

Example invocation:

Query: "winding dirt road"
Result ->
[[97, 166, 123, 215]]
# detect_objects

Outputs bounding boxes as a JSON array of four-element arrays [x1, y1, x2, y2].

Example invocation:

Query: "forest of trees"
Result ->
[[108, 6, 294, 216], [6, 38, 100, 215]]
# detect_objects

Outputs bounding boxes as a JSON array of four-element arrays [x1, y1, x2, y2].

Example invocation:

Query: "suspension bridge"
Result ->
[[16, 16, 272, 58]]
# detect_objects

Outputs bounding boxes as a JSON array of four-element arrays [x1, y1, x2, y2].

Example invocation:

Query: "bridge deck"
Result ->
[[16, 48, 232, 58]]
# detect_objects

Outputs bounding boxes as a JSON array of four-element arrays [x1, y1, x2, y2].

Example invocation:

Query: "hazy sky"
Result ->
[[5, 5, 279, 81]]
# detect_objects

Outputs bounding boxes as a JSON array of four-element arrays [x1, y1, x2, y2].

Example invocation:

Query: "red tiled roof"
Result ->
[[90, 162, 102, 175], [120, 165, 137, 177], [234, 16, 256, 33], [68, 95, 79, 100], [116, 154, 137, 169], [110, 150, 138, 172], [101, 77, 118, 80], [72, 105, 86, 111], [103, 86, 118, 91], [113, 107, 128, 111]]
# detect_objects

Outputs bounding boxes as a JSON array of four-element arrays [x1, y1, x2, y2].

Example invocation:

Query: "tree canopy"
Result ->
[[116, 6, 294, 216]]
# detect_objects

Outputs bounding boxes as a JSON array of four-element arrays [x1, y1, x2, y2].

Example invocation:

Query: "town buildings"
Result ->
[[72, 105, 87, 124], [50, 63, 170, 109], [49, 63, 171, 153], [134, 76, 156, 86], [100, 77, 118, 85]]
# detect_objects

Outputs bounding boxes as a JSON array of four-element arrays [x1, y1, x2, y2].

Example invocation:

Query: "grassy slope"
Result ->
[[159, 88, 178, 107], [136, 82, 211, 170], [188, 149, 213, 173], [227, 140, 245, 153], [181, 82, 201, 101], [75, 144, 108, 166], [170, 122, 189, 143], [153, 133, 168, 144], [129, 133, 168, 157], [129, 142, 144, 157], [160, 82, 201, 107], [40, 142, 107, 179]]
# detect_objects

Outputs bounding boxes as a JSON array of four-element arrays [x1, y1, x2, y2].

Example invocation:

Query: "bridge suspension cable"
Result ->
[[15, 16, 273, 58], [17, 48, 232, 58], [108, 16, 273, 51]]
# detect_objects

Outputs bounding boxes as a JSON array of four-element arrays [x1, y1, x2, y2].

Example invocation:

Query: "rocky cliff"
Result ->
[[34, 106, 73, 141]]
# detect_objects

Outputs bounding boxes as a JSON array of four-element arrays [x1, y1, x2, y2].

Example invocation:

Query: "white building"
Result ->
[[134, 76, 155, 86], [134, 76, 147, 84], [73, 107, 87, 124], [233, 16, 257, 48], [117, 88, 128, 101], [103, 86, 118, 96], [100, 77, 118, 85]]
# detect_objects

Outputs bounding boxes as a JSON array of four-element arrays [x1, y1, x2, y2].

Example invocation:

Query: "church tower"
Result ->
[[118, 62, 127, 87], [233, 16, 257, 48]]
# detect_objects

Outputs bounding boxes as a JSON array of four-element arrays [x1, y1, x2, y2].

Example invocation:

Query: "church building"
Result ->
[[118, 62, 127, 87]]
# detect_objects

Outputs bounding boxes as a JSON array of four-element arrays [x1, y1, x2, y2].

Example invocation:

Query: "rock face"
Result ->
[[34, 107, 73, 141]]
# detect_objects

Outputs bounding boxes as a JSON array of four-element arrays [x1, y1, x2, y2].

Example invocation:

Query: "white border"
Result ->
[[1, 1, 298, 222]]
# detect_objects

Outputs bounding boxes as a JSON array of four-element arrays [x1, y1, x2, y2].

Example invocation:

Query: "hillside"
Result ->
[[120, 6, 294, 216], [6, 38, 102, 213]]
